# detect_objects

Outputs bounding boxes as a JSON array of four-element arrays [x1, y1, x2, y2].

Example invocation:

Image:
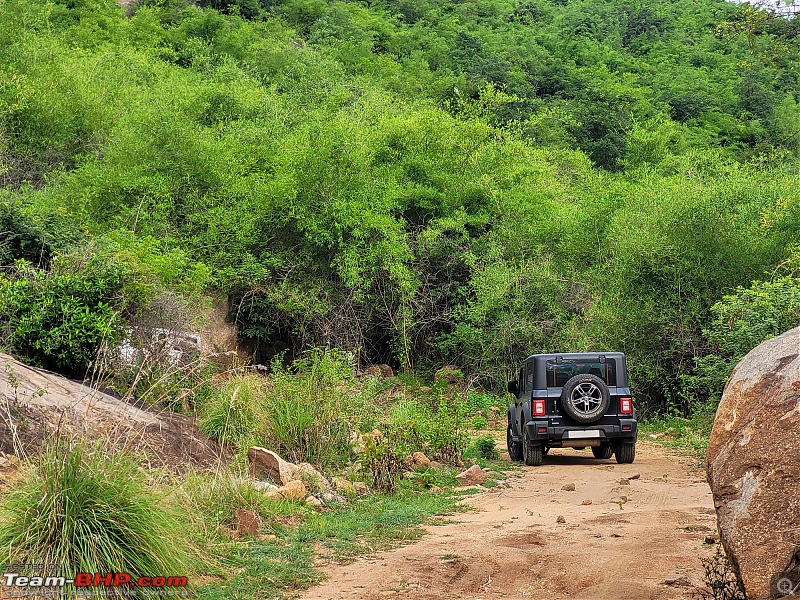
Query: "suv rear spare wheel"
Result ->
[[560, 374, 610, 424]]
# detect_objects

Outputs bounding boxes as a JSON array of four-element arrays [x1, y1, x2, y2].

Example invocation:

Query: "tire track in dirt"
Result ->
[[300, 442, 716, 600]]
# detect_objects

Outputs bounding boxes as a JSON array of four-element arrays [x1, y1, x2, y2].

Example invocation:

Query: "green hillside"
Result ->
[[1, 0, 799, 413]]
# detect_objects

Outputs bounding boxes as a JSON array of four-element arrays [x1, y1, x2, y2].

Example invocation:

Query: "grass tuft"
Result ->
[[0, 439, 190, 596]]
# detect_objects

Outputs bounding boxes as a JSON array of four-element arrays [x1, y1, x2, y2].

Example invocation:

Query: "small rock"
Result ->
[[610, 495, 628, 508], [627, 473, 641, 480], [704, 534, 719, 545], [332, 477, 356, 497], [430, 485, 441, 493], [581, 499, 593, 505], [556, 515, 566, 524], [297, 463, 333, 493], [429, 460, 444, 470], [618, 478, 630, 486], [649, 433, 664, 439], [664, 575, 691, 587], [252, 481, 279, 492], [322, 491, 346, 505], [409, 452, 431, 471], [353, 481, 369, 495], [265, 479, 308, 502], [610, 532, 623, 538], [234, 509, 260, 536], [248, 447, 298, 485], [567, 523, 580, 528], [561, 482, 576, 491], [455, 464, 488, 486], [364, 364, 394, 378], [305, 495, 323, 508]]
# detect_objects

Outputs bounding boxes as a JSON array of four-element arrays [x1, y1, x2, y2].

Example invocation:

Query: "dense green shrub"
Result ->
[[681, 275, 800, 411], [0, 258, 127, 378], [0, 440, 190, 596], [465, 433, 499, 460]]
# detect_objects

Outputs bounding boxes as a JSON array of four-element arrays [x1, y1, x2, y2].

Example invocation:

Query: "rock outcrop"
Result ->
[[0, 353, 220, 469], [706, 327, 800, 600]]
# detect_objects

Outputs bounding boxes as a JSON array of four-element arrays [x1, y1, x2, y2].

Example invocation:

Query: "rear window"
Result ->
[[545, 358, 617, 387]]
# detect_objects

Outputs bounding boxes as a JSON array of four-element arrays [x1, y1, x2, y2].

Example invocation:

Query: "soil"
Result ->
[[300, 441, 717, 600]]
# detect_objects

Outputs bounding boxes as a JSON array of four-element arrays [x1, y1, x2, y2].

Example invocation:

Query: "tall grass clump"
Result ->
[[0, 439, 190, 595], [198, 376, 261, 445], [198, 348, 372, 471], [255, 348, 366, 470]]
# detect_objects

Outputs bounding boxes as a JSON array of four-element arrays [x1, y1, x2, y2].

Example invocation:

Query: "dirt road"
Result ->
[[300, 441, 716, 600]]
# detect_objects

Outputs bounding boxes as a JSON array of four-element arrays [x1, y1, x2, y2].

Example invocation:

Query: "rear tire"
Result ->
[[523, 428, 543, 466], [507, 425, 523, 462], [615, 442, 636, 464], [592, 444, 613, 459]]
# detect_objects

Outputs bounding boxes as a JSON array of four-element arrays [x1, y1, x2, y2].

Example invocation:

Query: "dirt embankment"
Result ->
[[302, 442, 715, 600]]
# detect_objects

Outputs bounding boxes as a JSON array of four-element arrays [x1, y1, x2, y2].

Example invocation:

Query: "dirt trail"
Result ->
[[301, 441, 716, 600]]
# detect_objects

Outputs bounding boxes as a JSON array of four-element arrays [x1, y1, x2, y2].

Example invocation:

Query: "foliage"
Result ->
[[692, 544, 747, 600], [1, 0, 800, 415], [198, 376, 262, 445], [681, 274, 800, 412], [465, 433, 499, 460], [0, 440, 190, 597], [640, 413, 714, 460], [199, 349, 372, 470], [0, 257, 127, 378]]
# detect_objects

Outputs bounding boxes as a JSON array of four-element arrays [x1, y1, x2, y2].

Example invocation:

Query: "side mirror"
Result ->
[[507, 380, 519, 395]]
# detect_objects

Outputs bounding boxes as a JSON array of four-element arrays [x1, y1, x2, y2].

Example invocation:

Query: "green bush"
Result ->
[[465, 433, 499, 460], [201, 349, 373, 470], [470, 415, 488, 430], [386, 396, 469, 463], [0, 440, 190, 596], [682, 275, 800, 411], [252, 349, 363, 470], [0, 258, 127, 378], [180, 469, 287, 538]]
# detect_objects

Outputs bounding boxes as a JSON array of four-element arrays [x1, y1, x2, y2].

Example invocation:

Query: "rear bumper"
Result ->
[[524, 419, 637, 446]]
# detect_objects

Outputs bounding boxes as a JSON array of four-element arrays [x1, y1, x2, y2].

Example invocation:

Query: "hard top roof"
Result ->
[[523, 352, 626, 363]]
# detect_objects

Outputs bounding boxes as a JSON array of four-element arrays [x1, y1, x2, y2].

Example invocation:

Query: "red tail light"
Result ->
[[620, 397, 632, 414], [533, 399, 546, 416]]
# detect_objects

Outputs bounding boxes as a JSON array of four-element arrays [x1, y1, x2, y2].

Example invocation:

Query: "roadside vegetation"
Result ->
[[1, 0, 799, 595]]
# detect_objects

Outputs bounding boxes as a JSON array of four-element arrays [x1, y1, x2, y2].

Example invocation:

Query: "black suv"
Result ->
[[507, 353, 637, 466]]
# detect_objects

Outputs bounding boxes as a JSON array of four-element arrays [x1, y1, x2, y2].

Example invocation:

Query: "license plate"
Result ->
[[564, 430, 600, 439]]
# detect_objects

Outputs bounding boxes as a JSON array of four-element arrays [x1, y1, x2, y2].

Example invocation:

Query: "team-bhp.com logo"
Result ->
[[2, 569, 188, 596]]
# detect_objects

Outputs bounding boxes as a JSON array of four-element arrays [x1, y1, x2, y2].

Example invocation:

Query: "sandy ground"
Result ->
[[300, 441, 716, 600]]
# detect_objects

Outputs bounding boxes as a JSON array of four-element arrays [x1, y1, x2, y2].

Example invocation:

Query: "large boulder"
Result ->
[[706, 327, 800, 600], [0, 353, 220, 469]]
